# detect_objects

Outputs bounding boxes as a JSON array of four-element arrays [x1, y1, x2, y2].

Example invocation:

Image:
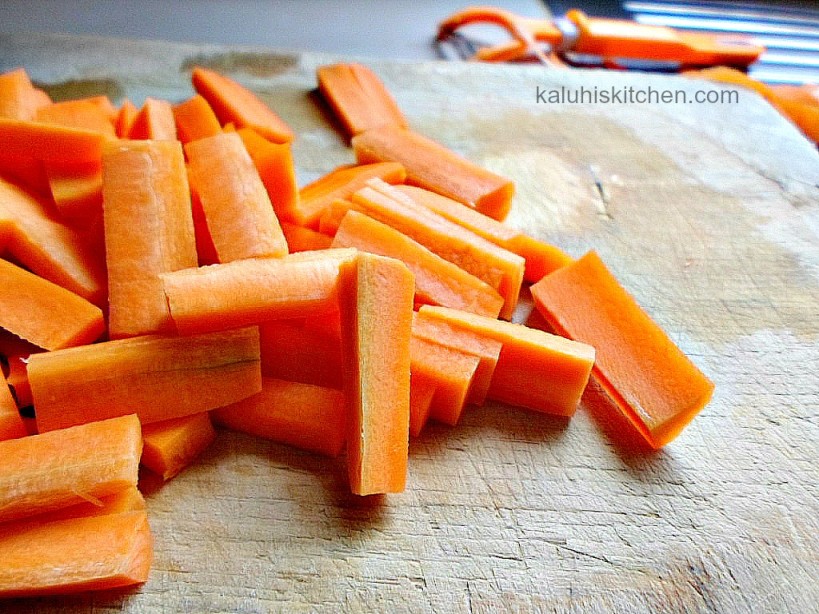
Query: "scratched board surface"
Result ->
[[1, 33, 817, 613]]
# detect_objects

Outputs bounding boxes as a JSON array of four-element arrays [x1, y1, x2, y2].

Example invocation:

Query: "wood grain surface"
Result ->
[[1, 33, 817, 613]]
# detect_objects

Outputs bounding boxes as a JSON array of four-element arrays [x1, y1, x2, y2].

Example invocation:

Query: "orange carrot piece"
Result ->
[[35, 99, 116, 137], [0, 510, 152, 597], [411, 336, 480, 427], [281, 220, 333, 252], [340, 253, 413, 495], [212, 377, 347, 457], [0, 329, 40, 360], [316, 62, 408, 138], [4, 354, 33, 408], [141, 412, 217, 480], [102, 139, 198, 337], [0, 68, 51, 121], [294, 161, 406, 228], [0, 177, 106, 305], [332, 210, 504, 319], [530, 250, 714, 448], [0, 152, 49, 196], [419, 305, 595, 416], [0, 118, 106, 163], [409, 371, 437, 438], [352, 125, 515, 221], [191, 66, 294, 143], [394, 185, 573, 281], [0, 373, 26, 441], [188, 178, 220, 266], [127, 97, 177, 141], [413, 310, 502, 407], [185, 132, 288, 261], [342, 178, 525, 319], [0, 258, 104, 351], [172, 94, 222, 143], [115, 99, 138, 138], [27, 486, 145, 524], [29, 327, 261, 433], [0, 414, 142, 523], [237, 127, 299, 220], [259, 319, 343, 389], [43, 158, 103, 220], [162, 248, 358, 335]]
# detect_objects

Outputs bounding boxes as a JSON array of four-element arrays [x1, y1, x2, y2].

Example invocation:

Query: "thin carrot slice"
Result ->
[[316, 63, 407, 138], [281, 221, 333, 252], [127, 97, 177, 141], [115, 99, 139, 138], [172, 94, 222, 143], [0, 414, 142, 523], [102, 139, 198, 337], [191, 66, 294, 143], [0, 177, 106, 305], [413, 310, 502, 407], [259, 319, 343, 389], [352, 125, 514, 221], [185, 131, 288, 261], [0, 510, 152, 597], [212, 377, 347, 457], [0, 68, 51, 121], [419, 305, 595, 416], [0, 118, 105, 163], [0, 373, 26, 441], [340, 253, 413, 495], [0, 258, 104, 350], [237, 127, 298, 221], [411, 336, 480, 427], [294, 161, 406, 228], [29, 327, 261, 433], [394, 185, 573, 281], [35, 99, 116, 137], [141, 413, 217, 480], [5, 354, 33, 408], [162, 248, 358, 335], [530, 250, 714, 448], [409, 371, 437, 438], [331, 210, 504, 318]]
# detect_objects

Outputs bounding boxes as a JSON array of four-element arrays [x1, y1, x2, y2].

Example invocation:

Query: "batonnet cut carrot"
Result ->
[[43, 158, 104, 220], [127, 97, 178, 141], [409, 371, 437, 438], [26, 486, 145, 524], [4, 353, 33, 408], [212, 377, 347, 457], [331, 209, 504, 319], [340, 253, 414, 495], [0, 258, 104, 351], [141, 413, 217, 480], [281, 221, 333, 252], [0, 118, 105, 163], [0, 414, 142, 523], [352, 125, 515, 221], [29, 327, 261, 432], [0, 373, 26, 442], [115, 99, 139, 138], [172, 94, 222, 143], [237, 127, 299, 220], [259, 319, 343, 389], [418, 305, 595, 416], [102, 139, 198, 337], [0, 68, 51, 121], [192, 66, 294, 143], [530, 250, 715, 448], [35, 98, 116, 137], [316, 62, 408, 138], [185, 131, 288, 261]]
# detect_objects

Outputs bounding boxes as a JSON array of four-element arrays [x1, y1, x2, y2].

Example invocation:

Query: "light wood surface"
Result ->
[[1, 33, 818, 613]]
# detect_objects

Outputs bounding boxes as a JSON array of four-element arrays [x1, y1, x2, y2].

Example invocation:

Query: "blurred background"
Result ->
[[0, 1, 817, 84]]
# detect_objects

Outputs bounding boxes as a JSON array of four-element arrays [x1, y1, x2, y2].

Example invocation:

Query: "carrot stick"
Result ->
[[35, 99, 116, 137], [141, 412, 217, 480], [331, 210, 504, 319], [316, 63, 407, 138], [259, 319, 343, 389], [102, 139, 198, 337], [0, 258, 105, 351], [212, 377, 347, 457], [294, 161, 406, 228], [394, 185, 573, 281], [352, 125, 515, 221], [0, 118, 106, 163], [4, 354, 33, 408], [115, 99, 138, 138], [29, 327, 261, 433], [0, 329, 40, 360], [127, 97, 177, 141], [172, 94, 222, 143], [0, 152, 49, 196], [185, 132, 288, 261], [0, 176, 106, 305], [530, 250, 714, 448], [191, 66, 294, 143], [281, 221, 333, 252], [340, 253, 414, 495], [237, 127, 299, 221], [188, 177, 220, 266], [0, 510, 152, 597], [0, 68, 51, 121], [27, 486, 145, 524], [161, 248, 358, 335], [0, 373, 26, 442], [43, 158, 103, 220], [0, 414, 142, 523], [418, 305, 595, 416], [409, 372, 437, 438]]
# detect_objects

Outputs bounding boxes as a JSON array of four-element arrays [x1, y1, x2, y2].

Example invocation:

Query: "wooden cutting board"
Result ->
[[2, 33, 818, 613]]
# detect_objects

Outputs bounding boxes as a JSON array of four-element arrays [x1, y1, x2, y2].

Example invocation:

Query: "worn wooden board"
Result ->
[[1, 33, 817, 613]]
